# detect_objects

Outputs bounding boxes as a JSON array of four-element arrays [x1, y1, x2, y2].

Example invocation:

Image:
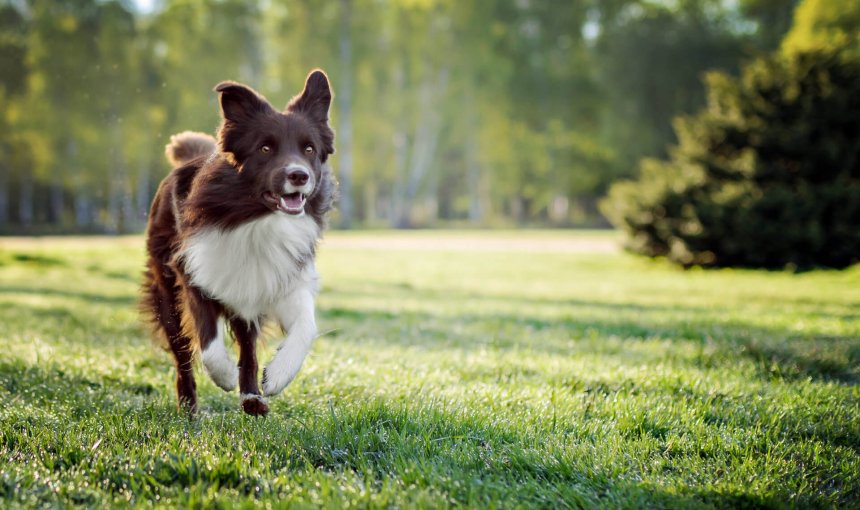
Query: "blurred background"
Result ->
[[0, 1, 857, 254]]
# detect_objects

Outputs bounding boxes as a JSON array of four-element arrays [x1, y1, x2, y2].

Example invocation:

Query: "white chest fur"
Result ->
[[181, 214, 320, 320]]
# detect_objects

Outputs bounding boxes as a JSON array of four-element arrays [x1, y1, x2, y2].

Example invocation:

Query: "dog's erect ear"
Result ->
[[286, 70, 335, 162], [286, 70, 332, 123], [215, 81, 274, 123], [214, 81, 275, 167]]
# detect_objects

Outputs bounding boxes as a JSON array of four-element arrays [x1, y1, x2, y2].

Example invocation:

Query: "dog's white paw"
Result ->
[[261, 367, 295, 397], [201, 342, 238, 391], [261, 350, 301, 396]]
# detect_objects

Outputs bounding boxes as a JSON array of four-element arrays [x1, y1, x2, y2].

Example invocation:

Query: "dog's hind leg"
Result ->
[[152, 282, 198, 414], [230, 318, 268, 416], [262, 281, 317, 397]]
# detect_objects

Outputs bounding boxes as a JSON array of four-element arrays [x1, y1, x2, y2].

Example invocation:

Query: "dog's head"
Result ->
[[215, 70, 334, 216]]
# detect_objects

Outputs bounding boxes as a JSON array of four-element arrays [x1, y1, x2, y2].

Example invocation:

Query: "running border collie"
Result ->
[[141, 70, 336, 416]]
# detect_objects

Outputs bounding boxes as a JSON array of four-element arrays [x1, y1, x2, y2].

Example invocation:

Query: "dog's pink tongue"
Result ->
[[281, 193, 303, 210]]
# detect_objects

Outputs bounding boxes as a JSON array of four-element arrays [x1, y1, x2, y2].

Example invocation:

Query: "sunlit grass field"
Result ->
[[1, 231, 858, 508]]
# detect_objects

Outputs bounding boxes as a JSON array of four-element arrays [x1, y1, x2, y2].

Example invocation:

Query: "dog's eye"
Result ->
[[304, 145, 314, 155], [260, 145, 271, 154]]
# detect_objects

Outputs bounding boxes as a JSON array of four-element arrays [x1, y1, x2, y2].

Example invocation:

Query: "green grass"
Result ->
[[0, 231, 858, 508]]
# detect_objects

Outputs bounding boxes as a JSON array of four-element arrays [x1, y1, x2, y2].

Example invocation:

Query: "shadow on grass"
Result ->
[[0, 360, 159, 409], [326, 281, 860, 323], [2, 277, 855, 386], [278, 401, 708, 508], [2, 273, 857, 386], [0, 300, 143, 341], [6, 253, 68, 267], [321, 304, 860, 385], [222, 399, 853, 507], [1, 357, 853, 507], [0, 285, 137, 306]]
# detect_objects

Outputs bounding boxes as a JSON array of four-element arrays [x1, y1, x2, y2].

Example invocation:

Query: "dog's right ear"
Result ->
[[215, 81, 274, 123]]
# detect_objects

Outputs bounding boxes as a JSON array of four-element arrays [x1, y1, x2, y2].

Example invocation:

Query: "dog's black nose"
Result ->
[[287, 169, 309, 186]]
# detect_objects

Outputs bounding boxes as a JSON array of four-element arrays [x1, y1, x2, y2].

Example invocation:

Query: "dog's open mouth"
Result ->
[[264, 191, 306, 215]]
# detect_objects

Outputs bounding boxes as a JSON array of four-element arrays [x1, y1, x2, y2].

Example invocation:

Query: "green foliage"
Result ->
[[601, 48, 860, 269], [0, 0, 800, 231], [1, 233, 859, 507], [782, 0, 860, 55]]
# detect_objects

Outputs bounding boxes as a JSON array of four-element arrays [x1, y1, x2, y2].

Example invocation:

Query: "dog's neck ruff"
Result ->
[[181, 213, 320, 320]]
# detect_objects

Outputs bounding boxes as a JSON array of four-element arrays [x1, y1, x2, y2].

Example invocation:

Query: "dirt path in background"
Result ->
[[0, 236, 144, 249], [321, 233, 620, 253], [1, 232, 621, 254]]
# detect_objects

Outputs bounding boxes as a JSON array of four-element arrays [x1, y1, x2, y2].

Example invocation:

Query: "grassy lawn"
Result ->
[[0, 231, 858, 508]]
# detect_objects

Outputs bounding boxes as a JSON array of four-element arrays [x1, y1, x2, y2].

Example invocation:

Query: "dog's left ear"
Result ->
[[216, 81, 274, 123], [214, 81, 277, 167], [287, 69, 332, 124]]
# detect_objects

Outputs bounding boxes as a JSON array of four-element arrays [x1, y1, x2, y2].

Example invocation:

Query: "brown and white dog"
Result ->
[[141, 70, 336, 416]]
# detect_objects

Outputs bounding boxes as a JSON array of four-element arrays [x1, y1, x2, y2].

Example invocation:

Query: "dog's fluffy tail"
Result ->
[[165, 131, 216, 167]]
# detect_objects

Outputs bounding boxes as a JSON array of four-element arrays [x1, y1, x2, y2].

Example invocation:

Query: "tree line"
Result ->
[[0, 0, 799, 233]]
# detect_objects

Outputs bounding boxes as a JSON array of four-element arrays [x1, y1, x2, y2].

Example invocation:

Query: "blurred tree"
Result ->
[[0, 0, 820, 232], [740, 0, 799, 50], [93, 1, 137, 233], [25, 0, 105, 226], [601, 48, 860, 268], [0, 3, 28, 226], [594, 0, 753, 180], [504, 0, 603, 224], [150, 0, 263, 134]]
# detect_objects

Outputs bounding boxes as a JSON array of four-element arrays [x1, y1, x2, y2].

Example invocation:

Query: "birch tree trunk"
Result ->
[[120, 174, 134, 233], [390, 127, 409, 226], [389, 62, 408, 226], [136, 158, 151, 226], [105, 116, 124, 234], [393, 66, 448, 228], [464, 83, 483, 223], [18, 173, 33, 228], [106, 183, 120, 234], [337, 0, 354, 228], [0, 143, 8, 226], [395, 67, 448, 228], [48, 159, 64, 225], [74, 192, 91, 229]]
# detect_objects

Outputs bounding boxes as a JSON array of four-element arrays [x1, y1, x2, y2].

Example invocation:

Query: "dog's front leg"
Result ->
[[198, 319, 240, 391], [262, 283, 317, 397], [185, 285, 237, 392], [230, 318, 268, 416]]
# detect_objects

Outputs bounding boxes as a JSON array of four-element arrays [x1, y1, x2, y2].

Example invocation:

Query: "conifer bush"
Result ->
[[601, 49, 860, 269]]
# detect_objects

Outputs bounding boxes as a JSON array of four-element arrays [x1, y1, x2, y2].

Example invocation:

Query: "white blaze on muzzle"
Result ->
[[277, 163, 314, 215]]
